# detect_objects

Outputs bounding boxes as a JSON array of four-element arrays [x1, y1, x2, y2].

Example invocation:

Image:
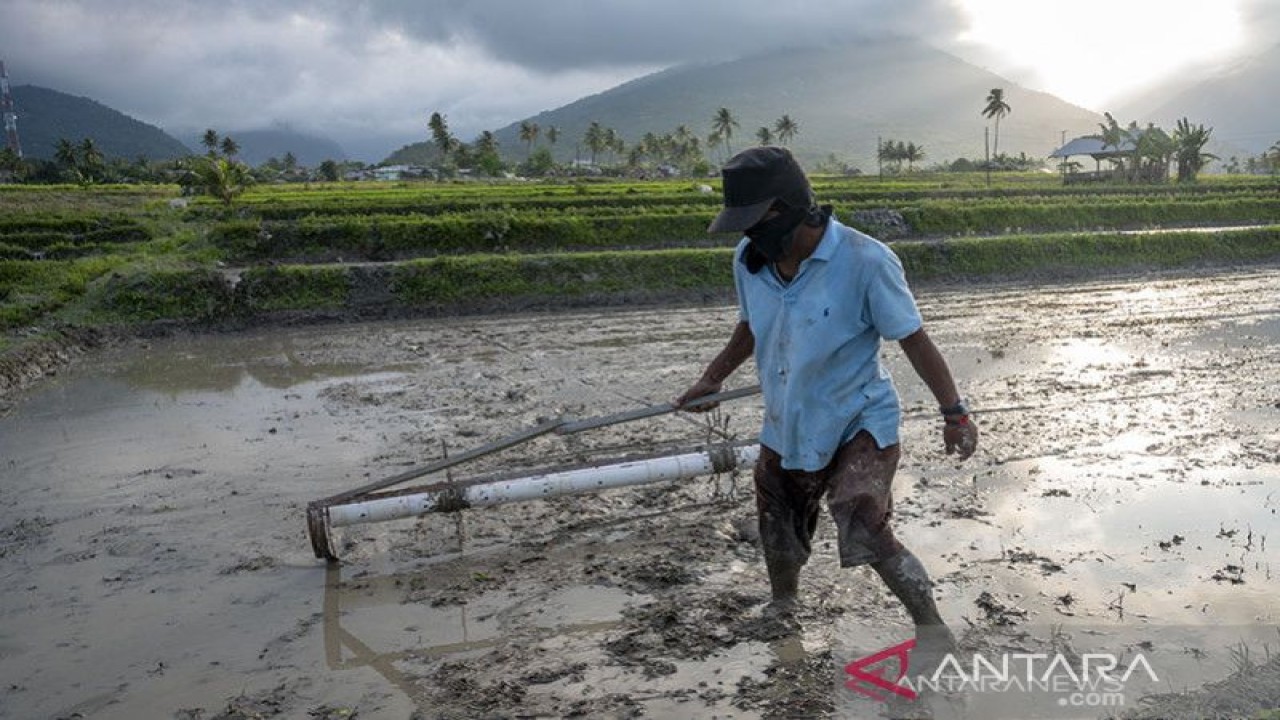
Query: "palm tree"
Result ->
[[774, 115, 799, 146], [905, 142, 924, 173], [712, 107, 738, 156], [876, 138, 893, 175], [546, 126, 560, 149], [981, 88, 1012, 158], [1172, 117, 1216, 182], [428, 112, 454, 161], [604, 127, 623, 165], [756, 127, 772, 145], [201, 129, 220, 157], [519, 120, 540, 158], [475, 130, 499, 155], [78, 138, 104, 183], [219, 136, 240, 159], [54, 138, 78, 168], [186, 155, 254, 206], [706, 129, 723, 164], [584, 122, 606, 165]]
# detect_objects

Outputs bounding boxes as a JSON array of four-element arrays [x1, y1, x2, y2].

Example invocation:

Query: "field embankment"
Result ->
[[3, 174, 1280, 395]]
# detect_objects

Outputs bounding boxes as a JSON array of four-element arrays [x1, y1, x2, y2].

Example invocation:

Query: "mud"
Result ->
[[0, 266, 1277, 719]]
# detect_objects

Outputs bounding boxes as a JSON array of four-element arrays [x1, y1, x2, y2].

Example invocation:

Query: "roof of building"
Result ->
[[1049, 136, 1136, 158]]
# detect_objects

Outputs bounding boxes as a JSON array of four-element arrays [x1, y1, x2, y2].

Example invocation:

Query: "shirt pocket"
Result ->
[[800, 285, 868, 337]]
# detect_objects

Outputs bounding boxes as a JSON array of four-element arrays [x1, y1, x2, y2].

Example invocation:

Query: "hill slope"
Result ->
[[487, 39, 1103, 171], [10, 85, 191, 161], [1128, 42, 1280, 155]]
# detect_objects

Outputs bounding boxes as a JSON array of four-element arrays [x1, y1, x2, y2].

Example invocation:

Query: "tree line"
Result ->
[[419, 107, 802, 179], [3, 90, 1278, 192]]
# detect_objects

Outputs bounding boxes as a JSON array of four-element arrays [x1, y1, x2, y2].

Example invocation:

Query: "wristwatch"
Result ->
[[940, 399, 970, 418]]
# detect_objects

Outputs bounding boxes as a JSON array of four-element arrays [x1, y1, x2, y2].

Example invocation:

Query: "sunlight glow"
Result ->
[[954, 0, 1246, 111]]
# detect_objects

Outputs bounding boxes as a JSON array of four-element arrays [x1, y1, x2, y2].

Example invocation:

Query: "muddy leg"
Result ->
[[764, 553, 802, 610], [873, 548, 956, 676], [871, 548, 944, 626], [755, 446, 820, 614]]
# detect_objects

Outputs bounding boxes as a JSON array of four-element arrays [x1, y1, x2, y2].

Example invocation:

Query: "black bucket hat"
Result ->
[[708, 146, 814, 234]]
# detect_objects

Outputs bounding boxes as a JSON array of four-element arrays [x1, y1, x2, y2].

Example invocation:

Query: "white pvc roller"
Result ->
[[326, 443, 760, 528]]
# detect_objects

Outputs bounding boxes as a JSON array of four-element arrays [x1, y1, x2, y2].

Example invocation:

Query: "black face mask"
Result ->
[[745, 205, 809, 262]]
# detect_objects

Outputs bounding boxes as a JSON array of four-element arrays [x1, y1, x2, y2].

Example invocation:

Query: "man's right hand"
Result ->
[[673, 377, 723, 412]]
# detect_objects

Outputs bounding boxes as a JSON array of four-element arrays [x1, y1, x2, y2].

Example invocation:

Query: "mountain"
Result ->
[[182, 126, 347, 167], [484, 39, 1104, 171], [10, 85, 191, 161], [1119, 43, 1280, 156]]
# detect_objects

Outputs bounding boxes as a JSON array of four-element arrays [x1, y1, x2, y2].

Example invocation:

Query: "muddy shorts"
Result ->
[[754, 430, 904, 568]]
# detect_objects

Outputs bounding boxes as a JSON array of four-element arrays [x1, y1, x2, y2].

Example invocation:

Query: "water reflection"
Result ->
[[117, 342, 414, 396], [320, 562, 628, 708]]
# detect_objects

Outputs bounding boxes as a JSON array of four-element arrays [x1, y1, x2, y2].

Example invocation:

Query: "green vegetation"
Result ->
[[2, 174, 1279, 362]]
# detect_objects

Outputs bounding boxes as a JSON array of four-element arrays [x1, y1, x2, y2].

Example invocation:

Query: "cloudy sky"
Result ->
[[1, 0, 1274, 161]]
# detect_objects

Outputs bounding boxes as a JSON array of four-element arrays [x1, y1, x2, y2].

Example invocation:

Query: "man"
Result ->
[[676, 146, 978, 639]]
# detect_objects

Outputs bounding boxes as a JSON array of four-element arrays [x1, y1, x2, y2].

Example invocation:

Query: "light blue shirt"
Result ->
[[734, 219, 923, 471]]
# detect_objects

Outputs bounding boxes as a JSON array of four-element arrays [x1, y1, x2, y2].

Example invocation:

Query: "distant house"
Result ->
[[1050, 126, 1172, 184], [1049, 136, 1131, 183], [365, 164, 433, 181], [369, 164, 414, 181]]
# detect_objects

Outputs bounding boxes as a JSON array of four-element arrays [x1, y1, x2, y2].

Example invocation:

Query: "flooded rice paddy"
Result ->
[[1, 267, 1277, 718]]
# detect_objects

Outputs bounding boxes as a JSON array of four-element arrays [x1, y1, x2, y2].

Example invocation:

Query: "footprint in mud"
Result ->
[[974, 590, 1029, 625], [0, 516, 53, 558], [611, 555, 698, 592], [602, 590, 761, 665]]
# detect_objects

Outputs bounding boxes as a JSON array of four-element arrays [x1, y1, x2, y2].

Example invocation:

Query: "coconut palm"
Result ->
[[774, 115, 799, 146], [756, 127, 772, 146], [219, 136, 239, 159], [1172, 117, 1216, 182], [876, 138, 893, 175], [604, 127, 623, 164], [981, 88, 1012, 158], [475, 130, 499, 155], [77, 138, 105, 183], [519, 120, 540, 158], [428, 112, 455, 160], [54, 138, 77, 168], [186, 155, 254, 206], [712, 107, 738, 156], [584, 122, 607, 165], [201, 128, 220, 157], [706, 129, 723, 164], [905, 142, 924, 173]]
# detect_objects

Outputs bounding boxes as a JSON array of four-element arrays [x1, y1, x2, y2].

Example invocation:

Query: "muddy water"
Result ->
[[1, 267, 1277, 718]]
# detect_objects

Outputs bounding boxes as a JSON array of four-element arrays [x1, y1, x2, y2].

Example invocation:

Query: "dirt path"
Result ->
[[1, 267, 1277, 719]]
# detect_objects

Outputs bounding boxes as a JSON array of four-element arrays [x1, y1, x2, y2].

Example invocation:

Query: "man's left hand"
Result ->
[[944, 418, 978, 460]]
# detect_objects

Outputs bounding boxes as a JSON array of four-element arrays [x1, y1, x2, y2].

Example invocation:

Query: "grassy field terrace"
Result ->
[[2, 172, 1280, 377]]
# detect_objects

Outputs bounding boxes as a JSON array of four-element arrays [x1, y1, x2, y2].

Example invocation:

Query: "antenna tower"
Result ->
[[1, 60, 23, 158]]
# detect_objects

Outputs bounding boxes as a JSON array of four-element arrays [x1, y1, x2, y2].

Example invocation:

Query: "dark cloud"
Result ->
[[364, 0, 965, 70], [0, 0, 1260, 161]]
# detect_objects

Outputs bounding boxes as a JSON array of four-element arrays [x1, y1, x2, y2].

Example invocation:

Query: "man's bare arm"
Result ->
[[898, 327, 978, 459], [674, 320, 754, 410], [897, 327, 961, 408]]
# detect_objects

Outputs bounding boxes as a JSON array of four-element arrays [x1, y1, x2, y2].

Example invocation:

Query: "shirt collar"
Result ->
[[806, 217, 841, 264]]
